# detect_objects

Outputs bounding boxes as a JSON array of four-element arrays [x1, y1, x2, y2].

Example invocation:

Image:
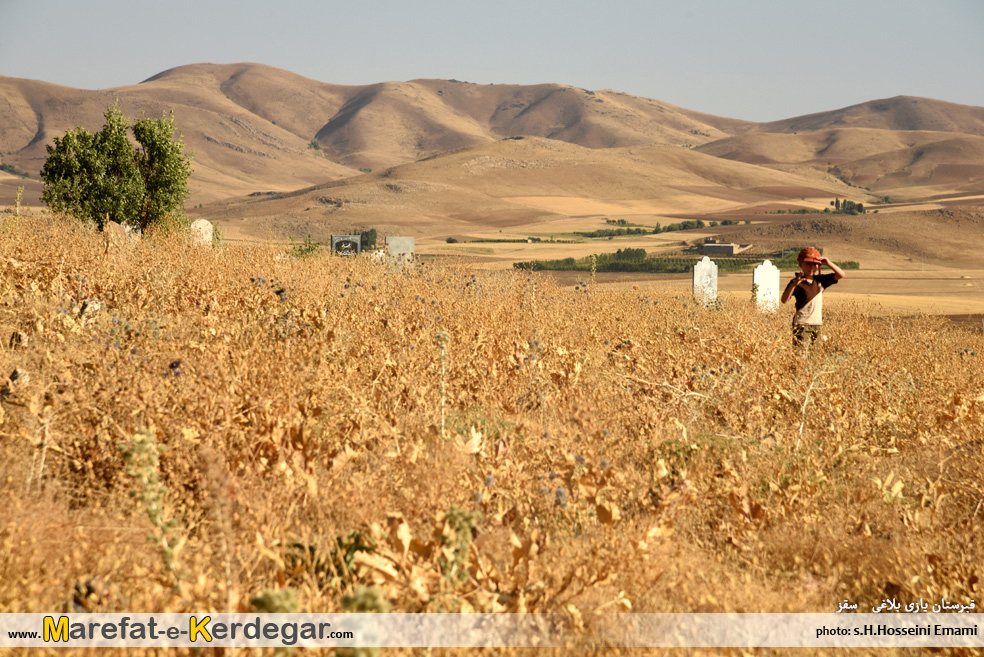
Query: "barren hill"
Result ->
[[0, 63, 756, 204], [2, 65, 984, 220], [751, 96, 984, 136], [205, 136, 862, 241], [691, 96, 984, 197], [145, 64, 356, 142], [715, 207, 984, 268], [307, 79, 753, 169], [697, 128, 984, 195], [0, 66, 355, 204]]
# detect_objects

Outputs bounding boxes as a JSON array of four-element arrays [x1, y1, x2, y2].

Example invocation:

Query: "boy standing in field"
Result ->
[[780, 247, 846, 347]]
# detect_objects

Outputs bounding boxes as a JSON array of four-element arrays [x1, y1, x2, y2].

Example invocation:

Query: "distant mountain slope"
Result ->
[[2, 66, 983, 209], [722, 207, 984, 268], [752, 96, 984, 136], [831, 134, 984, 191], [0, 63, 754, 199], [697, 127, 984, 193], [148, 63, 356, 140], [0, 65, 355, 203], [306, 78, 754, 168], [203, 136, 861, 239]]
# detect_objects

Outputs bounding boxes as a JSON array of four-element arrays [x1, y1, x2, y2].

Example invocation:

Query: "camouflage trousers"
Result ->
[[792, 324, 821, 347]]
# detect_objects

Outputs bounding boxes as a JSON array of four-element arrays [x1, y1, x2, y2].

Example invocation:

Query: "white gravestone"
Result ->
[[753, 260, 781, 312], [693, 256, 718, 304], [190, 219, 214, 246], [386, 236, 415, 269], [103, 221, 140, 252], [386, 236, 415, 259]]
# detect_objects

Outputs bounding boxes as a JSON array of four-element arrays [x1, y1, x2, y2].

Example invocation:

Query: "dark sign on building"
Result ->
[[331, 235, 362, 256]]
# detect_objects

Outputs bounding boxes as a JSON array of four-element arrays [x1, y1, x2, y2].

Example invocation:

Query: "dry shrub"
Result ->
[[1, 210, 982, 655]]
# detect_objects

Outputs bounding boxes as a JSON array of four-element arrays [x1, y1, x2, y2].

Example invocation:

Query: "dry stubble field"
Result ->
[[421, 203, 984, 326], [1, 212, 982, 655]]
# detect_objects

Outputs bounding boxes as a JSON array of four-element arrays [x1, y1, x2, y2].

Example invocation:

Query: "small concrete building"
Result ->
[[701, 238, 753, 255]]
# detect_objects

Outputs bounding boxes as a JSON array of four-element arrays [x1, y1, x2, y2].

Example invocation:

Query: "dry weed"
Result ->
[[1, 211, 981, 655]]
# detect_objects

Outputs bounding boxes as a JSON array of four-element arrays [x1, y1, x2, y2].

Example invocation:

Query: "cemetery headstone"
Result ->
[[104, 221, 140, 251], [190, 219, 214, 246], [385, 236, 415, 259], [331, 234, 362, 256], [753, 260, 781, 312], [693, 256, 718, 304]]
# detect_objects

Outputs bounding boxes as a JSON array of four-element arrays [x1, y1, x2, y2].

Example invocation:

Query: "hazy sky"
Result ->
[[1, 0, 982, 122]]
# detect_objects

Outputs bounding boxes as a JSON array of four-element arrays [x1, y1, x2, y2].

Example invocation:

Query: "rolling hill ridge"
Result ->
[[2, 63, 983, 221]]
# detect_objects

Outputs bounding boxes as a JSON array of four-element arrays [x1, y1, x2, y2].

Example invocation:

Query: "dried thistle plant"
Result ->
[[120, 428, 185, 583], [435, 328, 450, 439], [199, 446, 236, 612]]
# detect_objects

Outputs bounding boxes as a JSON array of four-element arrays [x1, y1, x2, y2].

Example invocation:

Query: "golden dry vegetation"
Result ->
[[1, 212, 982, 655]]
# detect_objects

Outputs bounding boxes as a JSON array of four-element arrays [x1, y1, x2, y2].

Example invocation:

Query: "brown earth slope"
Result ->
[[206, 136, 863, 241], [0, 67, 355, 204], [1, 63, 754, 204], [697, 128, 984, 196], [3, 67, 984, 216], [716, 207, 984, 268], [750, 96, 984, 136], [697, 96, 984, 198]]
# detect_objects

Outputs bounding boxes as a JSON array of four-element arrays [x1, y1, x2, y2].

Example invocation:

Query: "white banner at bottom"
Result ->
[[0, 613, 979, 649]]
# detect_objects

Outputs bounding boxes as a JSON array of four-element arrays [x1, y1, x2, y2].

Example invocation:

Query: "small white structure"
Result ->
[[701, 238, 753, 255], [753, 260, 781, 312], [190, 219, 214, 246], [385, 236, 416, 270], [386, 236, 415, 259], [693, 256, 718, 305]]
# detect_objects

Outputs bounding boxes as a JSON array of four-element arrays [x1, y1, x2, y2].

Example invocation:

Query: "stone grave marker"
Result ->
[[386, 236, 415, 259], [753, 260, 781, 312], [331, 234, 361, 256], [104, 221, 140, 251], [190, 219, 214, 246], [693, 256, 718, 304]]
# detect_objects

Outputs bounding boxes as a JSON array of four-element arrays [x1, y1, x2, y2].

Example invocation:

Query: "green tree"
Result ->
[[359, 228, 378, 249], [40, 104, 191, 231], [132, 111, 192, 230]]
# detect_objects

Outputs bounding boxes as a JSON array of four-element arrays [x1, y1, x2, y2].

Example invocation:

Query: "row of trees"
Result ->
[[575, 219, 709, 239], [39, 104, 192, 231], [514, 252, 764, 274], [831, 199, 866, 214], [516, 248, 860, 274]]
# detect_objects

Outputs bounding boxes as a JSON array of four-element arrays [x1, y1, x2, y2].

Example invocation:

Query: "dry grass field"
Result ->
[[2, 65, 983, 652], [1, 212, 982, 655]]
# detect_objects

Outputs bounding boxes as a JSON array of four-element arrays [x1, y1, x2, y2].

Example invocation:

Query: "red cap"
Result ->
[[797, 247, 822, 264]]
